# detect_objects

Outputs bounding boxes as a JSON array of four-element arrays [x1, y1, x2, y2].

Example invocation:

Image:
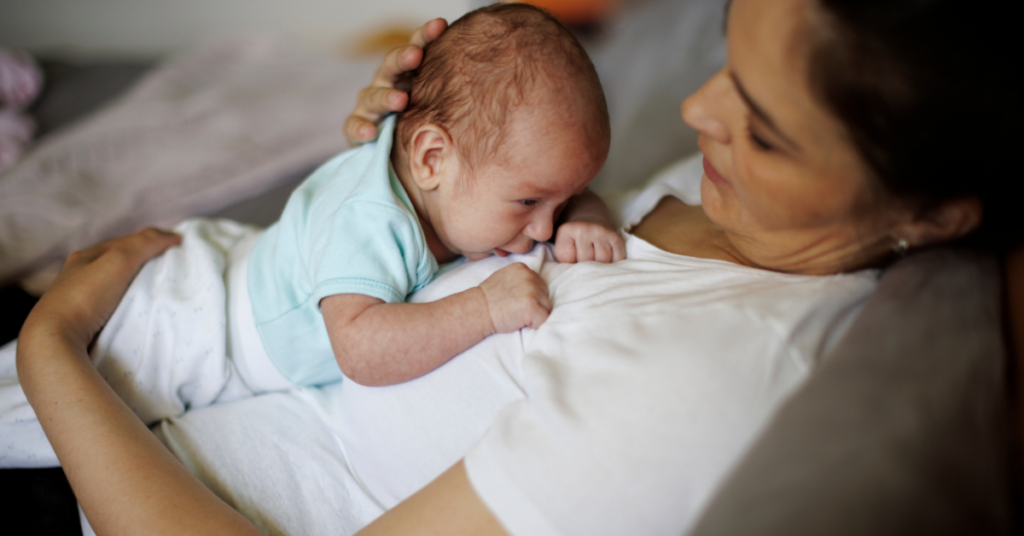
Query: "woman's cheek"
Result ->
[[732, 149, 803, 229]]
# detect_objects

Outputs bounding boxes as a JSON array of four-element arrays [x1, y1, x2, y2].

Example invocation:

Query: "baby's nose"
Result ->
[[525, 217, 554, 243]]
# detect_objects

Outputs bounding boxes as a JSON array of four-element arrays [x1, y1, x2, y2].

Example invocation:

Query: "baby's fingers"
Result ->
[[575, 240, 596, 263], [611, 236, 626, 262], [526, 300, 551, 329], [554, 234, 578, 264]]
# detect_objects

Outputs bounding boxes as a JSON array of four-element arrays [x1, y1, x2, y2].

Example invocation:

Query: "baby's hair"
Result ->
[[395, 3, 609, 171]]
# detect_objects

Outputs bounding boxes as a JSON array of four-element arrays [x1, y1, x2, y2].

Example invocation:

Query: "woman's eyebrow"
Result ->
[[730, 72, 802, 153]]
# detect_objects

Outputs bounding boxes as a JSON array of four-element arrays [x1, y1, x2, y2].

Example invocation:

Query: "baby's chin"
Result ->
[[463, 251, 496, 261]]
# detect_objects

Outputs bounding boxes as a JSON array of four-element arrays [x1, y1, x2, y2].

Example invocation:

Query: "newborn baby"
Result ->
[[249, 3, 618, 388], [83, 3, 619, 423]]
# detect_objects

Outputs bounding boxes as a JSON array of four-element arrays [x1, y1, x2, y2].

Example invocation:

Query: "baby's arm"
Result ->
[[321, 263, 550, 386], [554, 190, 626, 263]]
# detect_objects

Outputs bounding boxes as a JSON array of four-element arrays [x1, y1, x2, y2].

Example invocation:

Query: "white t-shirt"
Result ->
[[462, 154, 878, 536]]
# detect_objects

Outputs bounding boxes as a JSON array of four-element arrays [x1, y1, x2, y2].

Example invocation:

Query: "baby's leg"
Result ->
[[90, 218, 261, 424]]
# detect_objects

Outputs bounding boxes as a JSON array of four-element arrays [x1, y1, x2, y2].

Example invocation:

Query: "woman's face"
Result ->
[[682, 0, 894, 274]]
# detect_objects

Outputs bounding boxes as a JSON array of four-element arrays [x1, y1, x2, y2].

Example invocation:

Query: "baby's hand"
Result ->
[[554, 221, 626, 264], [479, 263, 551, 333]]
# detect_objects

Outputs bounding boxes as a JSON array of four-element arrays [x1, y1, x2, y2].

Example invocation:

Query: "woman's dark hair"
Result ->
[[807, 0, 1020, 251]]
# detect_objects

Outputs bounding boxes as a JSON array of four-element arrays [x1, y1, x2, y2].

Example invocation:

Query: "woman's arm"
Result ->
[[17, 228, 263, 536], [357, 462, 508, 536]]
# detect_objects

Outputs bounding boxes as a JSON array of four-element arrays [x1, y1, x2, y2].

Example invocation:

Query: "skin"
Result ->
[[17, 1, 988, 534], [635, 0, 981, 275], [324, 76, 620, 386]]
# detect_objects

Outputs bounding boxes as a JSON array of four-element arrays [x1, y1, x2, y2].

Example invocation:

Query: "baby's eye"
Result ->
[[519, 199, 538, 207]]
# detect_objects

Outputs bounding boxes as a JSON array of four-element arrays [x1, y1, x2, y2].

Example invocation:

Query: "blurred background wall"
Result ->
[[0, 0, 474, 58]]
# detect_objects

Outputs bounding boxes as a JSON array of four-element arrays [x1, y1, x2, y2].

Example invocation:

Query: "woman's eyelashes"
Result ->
[[747, 126, 774, 151], [520, 199, 539, 207]]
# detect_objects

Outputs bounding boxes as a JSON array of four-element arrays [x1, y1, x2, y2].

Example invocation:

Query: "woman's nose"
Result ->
[[681, 69, 732, 145]]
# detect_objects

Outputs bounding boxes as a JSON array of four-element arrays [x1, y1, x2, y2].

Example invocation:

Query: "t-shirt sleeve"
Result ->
[[463, 308, 806, 536], [306, 200, 428, 305]]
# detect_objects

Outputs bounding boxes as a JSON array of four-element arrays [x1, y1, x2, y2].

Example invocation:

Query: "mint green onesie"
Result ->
[[247, 116, 438, 386]]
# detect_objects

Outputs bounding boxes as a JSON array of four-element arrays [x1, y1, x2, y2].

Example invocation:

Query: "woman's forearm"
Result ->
[[356, 461, 509, 536], [18, 317, 263, 536]]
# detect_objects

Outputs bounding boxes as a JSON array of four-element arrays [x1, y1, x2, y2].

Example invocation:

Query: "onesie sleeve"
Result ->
[[306, 199, 430, 306]]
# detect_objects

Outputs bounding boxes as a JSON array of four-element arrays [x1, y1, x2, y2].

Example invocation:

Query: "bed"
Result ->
[[0, 0, 1016, 533]]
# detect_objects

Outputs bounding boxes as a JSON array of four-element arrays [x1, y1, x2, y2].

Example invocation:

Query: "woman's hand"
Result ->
[[20, 227, 181, 350], [343, 18, 448, 145]]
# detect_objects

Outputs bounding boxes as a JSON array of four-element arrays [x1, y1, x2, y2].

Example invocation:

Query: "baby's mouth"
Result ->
[[493, 248, 510, 257]]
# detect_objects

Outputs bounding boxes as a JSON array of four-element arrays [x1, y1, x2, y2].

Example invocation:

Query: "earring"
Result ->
[[891, 238, 909, 255]]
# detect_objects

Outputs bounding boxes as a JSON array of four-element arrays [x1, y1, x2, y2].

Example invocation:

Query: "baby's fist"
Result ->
[[554, 221, 625, 264], [479, 263, 551, 333]]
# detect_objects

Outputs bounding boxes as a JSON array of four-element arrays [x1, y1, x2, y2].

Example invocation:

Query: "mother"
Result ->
[[15, 0, 1016, 534]]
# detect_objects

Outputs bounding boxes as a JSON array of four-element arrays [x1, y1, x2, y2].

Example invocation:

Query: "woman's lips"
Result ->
[[702, 156, 729, 186]]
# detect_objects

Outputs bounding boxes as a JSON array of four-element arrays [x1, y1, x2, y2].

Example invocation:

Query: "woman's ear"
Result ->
[[891, 196, 983, 248], [408, 124, 455, 192]]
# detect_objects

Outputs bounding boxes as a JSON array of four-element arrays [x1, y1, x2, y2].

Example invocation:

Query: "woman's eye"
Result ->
[[520, 199, 538, 207], [747, 127, 774, 151]]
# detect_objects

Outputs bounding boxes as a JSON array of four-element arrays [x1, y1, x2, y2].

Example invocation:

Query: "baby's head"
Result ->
[[393, 3, 610, 261]]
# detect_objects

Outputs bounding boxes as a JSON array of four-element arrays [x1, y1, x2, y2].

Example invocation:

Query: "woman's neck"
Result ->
[[631, 197, 753, 266], [633, 196, 884, 275]]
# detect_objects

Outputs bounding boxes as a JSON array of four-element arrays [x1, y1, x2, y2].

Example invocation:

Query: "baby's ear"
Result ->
[[408, 124, 455, 192]]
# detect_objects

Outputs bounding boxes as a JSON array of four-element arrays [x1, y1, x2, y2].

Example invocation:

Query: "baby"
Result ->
[[246, 3, 619, 387], [80, 3, 618, 423]]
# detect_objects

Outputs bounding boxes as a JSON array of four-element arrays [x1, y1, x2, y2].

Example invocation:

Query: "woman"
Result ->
[[14, 0, 1016, 534]]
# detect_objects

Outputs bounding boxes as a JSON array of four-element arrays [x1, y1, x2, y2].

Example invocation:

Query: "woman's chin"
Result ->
[[700, 175, 728, 222]]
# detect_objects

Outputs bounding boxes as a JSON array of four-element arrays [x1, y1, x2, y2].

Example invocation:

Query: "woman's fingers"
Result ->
[[34, 228, 181, 344], [68, 228, 179, 274], [346, 46, 421, 145], [343, 115, 378, 145], [368, 18, 447, 94], [345, 18, 448, 146], [345, 87, 409, 143], [370, 45, 420, 89], [410, 17, 448, 48]]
